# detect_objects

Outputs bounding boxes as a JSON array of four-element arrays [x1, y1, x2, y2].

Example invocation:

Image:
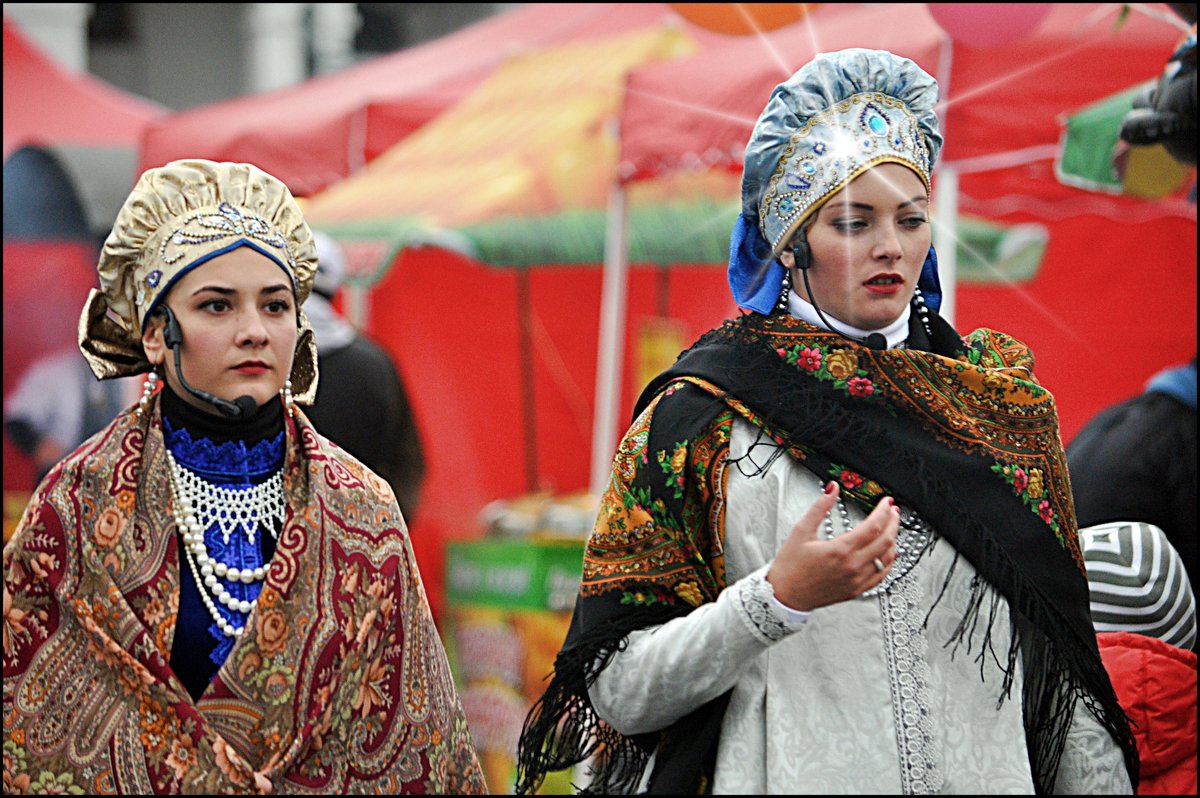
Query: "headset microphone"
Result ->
[[861, 332, 888, 351], [790, 240, 887, 352], [158, 305, 259, 418]]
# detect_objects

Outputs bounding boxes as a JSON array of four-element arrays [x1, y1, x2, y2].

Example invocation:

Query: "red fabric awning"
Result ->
[[2, 17, 164, 158], [137, 3, 686, 196]]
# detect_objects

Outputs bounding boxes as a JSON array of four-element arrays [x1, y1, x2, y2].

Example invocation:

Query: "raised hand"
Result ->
[[766, 482, 900, 612]]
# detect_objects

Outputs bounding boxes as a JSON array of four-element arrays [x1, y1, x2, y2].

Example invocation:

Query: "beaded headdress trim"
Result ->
[[135, 203, 298, 315], [759, 92, 932, 253]]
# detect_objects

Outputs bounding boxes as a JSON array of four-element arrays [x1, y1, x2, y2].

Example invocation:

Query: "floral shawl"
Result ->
[[516, 311, 1137, 795], [3, 395, 484, 795]]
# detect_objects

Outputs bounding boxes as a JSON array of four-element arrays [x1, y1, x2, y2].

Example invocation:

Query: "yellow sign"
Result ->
[[633, 317, 688, 404], [4, 490, 32, 544]]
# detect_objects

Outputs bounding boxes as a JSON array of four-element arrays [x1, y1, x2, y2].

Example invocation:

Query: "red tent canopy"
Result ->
[[3, 16, 164, 515], [137, 3, 708, 196], [622, 4, 1188, 191], [2, 16, 164, 158]]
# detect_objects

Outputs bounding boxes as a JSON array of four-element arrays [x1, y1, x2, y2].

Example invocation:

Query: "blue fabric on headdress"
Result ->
[[740, 49, 942, 250], [728, 213, 783, 315], [919, 245, 942, 313]]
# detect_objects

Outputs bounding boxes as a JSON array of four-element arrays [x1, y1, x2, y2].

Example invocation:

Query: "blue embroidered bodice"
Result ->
[[164, 416, 284, 480], [161, 388, 285, 698]]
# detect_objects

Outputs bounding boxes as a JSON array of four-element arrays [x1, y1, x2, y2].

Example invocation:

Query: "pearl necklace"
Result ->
[[822, 490, 933, 597], [166, 449, 283, 638]]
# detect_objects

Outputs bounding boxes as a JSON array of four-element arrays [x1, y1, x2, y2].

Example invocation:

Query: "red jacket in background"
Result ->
[[1098, 631, 1197, 795]]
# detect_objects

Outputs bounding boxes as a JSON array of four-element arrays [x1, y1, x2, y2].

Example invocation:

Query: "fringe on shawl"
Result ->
[[686, 314, 1139, 791], [923, 534, 1141, 791], [514, 606, 675, 795]]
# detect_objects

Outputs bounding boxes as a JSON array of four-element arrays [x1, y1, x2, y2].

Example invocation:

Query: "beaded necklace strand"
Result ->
[[166, 449, 283, 637]]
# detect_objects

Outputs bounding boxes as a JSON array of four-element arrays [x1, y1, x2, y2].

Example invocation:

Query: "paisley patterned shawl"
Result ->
[[516, 311, 1137, 795], [2, 395, 484, 795]]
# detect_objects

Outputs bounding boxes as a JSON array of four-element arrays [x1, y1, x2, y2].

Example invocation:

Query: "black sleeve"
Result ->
[[1067, 393, 1197, 582]]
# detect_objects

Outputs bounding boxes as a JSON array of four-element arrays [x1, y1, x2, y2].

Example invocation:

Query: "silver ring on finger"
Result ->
[[872, 557, 884, 573]]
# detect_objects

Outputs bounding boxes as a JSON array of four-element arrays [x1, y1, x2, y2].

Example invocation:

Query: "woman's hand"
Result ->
[[766, 483, 900, 612]]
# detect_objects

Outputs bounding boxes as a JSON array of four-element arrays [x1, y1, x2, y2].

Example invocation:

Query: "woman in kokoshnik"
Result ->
[[515, 49, 1139, 795], [2, 159, 484, 795]]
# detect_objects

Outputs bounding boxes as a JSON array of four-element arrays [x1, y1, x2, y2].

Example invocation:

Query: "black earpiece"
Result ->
[[160, 306, 183, 348], [791, 238, 812, 270]]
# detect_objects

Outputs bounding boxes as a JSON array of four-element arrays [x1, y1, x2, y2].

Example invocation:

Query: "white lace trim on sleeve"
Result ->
[[735, 564, 809, 644]]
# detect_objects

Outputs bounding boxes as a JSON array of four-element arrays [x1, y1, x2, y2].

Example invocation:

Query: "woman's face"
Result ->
[[781, 163, 931, 331], [142, 245, 298, 414]]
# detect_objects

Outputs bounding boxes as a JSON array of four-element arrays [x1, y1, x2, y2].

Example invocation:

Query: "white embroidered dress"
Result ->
[[588, 418, 1132, 795]]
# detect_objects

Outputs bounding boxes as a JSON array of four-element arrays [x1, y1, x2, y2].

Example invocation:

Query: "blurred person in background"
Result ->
[[4, 347, 137, 485], [1067, 357, 1196, 600], [1082, 520, 1197, 794], [2, 159, 483, 794], [516, 48, 1137, 795], [304, 230, 426, 523]]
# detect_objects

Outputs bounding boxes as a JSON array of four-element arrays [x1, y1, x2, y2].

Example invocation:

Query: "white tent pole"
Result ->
[[934, 164, 957, 326], [344, 283, 369, 330], [590, 180, 629, 497]]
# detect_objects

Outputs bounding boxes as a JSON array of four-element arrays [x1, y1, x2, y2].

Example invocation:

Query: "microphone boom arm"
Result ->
[[158, 305, 257, 418]]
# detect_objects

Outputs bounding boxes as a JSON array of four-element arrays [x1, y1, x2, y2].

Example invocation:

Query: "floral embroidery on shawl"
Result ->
[[583, 382, 734, 612]]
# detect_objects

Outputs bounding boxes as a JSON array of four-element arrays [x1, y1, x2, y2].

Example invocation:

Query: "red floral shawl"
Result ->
[[3, 396, 484, 794]]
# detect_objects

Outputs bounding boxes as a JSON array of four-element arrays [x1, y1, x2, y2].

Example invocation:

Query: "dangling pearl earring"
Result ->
[[281, 379, 294, 417], [138, 370, 158, 419], [913, 288, 933, 338], [776, 267, 793, 314]]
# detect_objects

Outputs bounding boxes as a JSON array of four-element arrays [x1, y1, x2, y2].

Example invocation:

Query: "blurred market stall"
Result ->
[[137, 4, 688, 196], [3, 17, 165, 537]]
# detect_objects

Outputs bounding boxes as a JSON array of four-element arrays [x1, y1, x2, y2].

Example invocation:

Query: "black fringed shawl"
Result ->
[[515, 310, 1138, 795]]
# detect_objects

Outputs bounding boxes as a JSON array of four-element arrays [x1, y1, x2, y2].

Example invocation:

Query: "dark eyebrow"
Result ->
[[191, 284, 292, 297], [191, 285, 235, 297], [825, 194, 929, 212]]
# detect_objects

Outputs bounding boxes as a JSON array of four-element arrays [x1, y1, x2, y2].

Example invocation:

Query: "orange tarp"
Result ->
[[304, 26, 694, 229]]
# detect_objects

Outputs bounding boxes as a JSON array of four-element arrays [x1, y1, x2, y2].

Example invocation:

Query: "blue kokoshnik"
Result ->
[[729, 49, 944, 317]]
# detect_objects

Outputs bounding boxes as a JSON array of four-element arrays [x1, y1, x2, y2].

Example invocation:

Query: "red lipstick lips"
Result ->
[[233, 361, 269, 375], [863, 273, 903, 295]]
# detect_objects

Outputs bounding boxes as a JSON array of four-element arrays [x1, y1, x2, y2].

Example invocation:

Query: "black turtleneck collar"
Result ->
[[160, 384, 285, 446]]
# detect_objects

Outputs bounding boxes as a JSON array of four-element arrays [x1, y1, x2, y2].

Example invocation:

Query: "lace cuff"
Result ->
[[733, 564, 810, 644]]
